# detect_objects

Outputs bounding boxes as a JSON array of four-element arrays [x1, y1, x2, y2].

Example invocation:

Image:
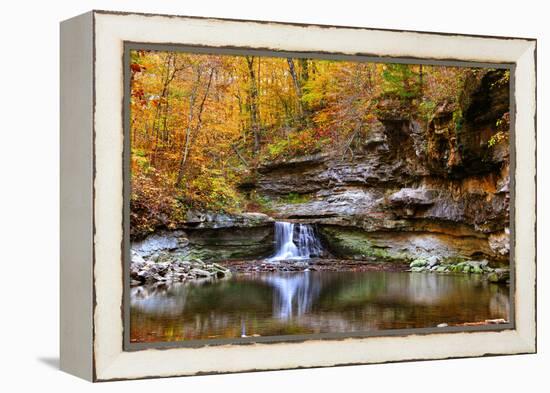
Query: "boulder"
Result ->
[[410, 266, 426, 272], [131, 251, 145, 264], [487, 268, 510, 284], [426, 256, 440, 268], [189, 268, 212, 278], [388, 188, 437, 207], [410, 259, 428, 268]]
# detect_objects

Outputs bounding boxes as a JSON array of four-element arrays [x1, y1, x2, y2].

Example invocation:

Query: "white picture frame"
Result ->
[[60, 10, 536, 381]]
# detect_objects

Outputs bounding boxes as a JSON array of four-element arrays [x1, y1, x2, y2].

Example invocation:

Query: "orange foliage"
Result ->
[[129, 49, 481, 237]]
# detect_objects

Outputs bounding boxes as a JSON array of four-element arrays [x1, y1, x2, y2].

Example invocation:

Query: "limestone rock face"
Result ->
[[245, 69, 510, 263], [318, 225, 496, 263], [388, 188, 437, 207], [184, 210, 273, 229], [132, 70, 510, 265], [185, 225, 274, 260], [488, 229, 511, 257], [132, 213, 275, 262]]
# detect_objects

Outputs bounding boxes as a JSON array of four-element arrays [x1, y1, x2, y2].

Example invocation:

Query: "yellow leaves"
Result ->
[[130, 49, 490, 236], [488, 131, 507, 148]]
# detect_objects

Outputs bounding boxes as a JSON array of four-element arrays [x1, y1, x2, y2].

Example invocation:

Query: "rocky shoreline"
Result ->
[[130, 253, 411, 285], [407, 256, 510, 283], [130, 252, 232, 286], [223, 258, 410, 274], [131, 251, 510, 286]]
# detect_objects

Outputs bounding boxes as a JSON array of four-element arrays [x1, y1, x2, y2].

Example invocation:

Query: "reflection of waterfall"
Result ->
[[268, 221, 323, 262], [130, 272, 510, 340], [262, 273, 321, 319]]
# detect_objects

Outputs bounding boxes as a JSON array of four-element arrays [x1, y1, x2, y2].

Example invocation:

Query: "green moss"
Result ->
[[440, 256, 469, 265], [280, 192, 311, 204], [319, 227, 406, 262], [472, 265, 484, 274], [410, 259, 428, 268], [419, 100, 436, 120], [411, 266, 426, 272]]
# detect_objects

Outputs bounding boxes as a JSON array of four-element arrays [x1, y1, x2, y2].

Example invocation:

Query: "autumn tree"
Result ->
[[129, 50, 483, 237], [381, 63, 421, 100], [245, 56, 261, 154]]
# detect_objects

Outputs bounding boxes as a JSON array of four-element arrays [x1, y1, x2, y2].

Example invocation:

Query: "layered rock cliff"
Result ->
[[246, 69, 510, 265], [131, 69, 510, 268], [132, 212, 275, 262]]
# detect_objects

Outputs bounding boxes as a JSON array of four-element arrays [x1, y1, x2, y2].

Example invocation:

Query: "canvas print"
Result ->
[[128, 50, 511, 344]]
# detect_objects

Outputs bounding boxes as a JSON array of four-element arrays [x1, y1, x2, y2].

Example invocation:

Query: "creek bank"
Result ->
[[130, 255, 409, 286], [407, 256, 510, 284], [131, 252, 231, 285], [130, 214, 509, 285], [223, 258, 410, 274]]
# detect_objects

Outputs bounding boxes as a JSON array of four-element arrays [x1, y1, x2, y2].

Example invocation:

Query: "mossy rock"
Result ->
[[448, 264, 461, 272], [410, 266, 426, 272], [471, 265, 484, 274], [318, 226, 406, 262], [410, 259, 428, 268], [440, 256, 469, 266], [487, 269, 510, 283]]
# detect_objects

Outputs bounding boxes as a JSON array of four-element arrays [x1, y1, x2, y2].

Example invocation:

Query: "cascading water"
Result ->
[[296, 224, 322, 259], [267, 221, 323, 262]]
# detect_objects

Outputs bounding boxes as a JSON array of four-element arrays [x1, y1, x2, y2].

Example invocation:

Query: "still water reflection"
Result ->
[[130, 271, 509, 343]]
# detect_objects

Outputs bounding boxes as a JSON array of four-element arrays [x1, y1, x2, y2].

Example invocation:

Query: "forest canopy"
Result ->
[[129, 50, 509, 238]]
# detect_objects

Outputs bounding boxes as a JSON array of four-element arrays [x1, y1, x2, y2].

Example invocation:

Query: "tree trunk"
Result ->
[[176, 66, 214, 187], [419, 64, 424, 96], [245, 56, 261, 155], [150, 54, 180, 163], [300, 59, 309, 85], [176, 65, 202, 187], [286, 58, 306, 125], [231, 143, 249, 167]]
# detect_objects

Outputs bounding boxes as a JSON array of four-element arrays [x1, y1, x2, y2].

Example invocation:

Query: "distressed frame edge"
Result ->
[[90, 11, 537, 381], [511, 40, 537, 353], [89, 9, 537, 42]]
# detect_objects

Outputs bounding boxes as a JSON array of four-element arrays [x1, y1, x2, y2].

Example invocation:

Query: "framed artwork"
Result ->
[[60, 10, 536, 381]]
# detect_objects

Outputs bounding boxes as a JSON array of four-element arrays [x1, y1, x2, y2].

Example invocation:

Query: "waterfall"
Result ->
[[296, 224, 322, 259], [268, 221, 323, 262]]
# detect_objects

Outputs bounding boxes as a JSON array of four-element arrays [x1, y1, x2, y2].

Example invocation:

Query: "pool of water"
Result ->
[[129, 271, 510, 343]]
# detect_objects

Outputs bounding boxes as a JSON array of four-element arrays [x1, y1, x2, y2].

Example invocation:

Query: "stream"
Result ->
[[130, 271, 509, 342], [130, 221, 510, 343]]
